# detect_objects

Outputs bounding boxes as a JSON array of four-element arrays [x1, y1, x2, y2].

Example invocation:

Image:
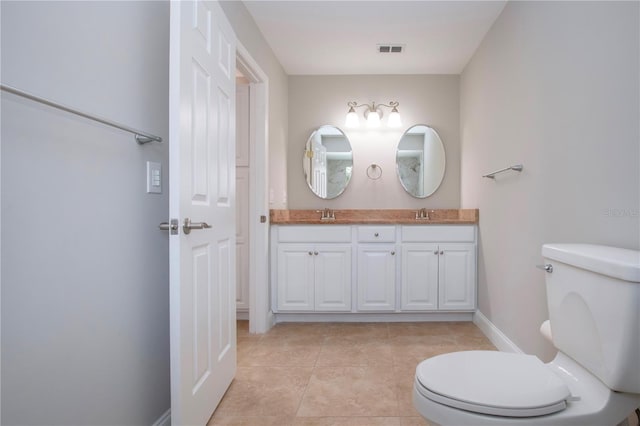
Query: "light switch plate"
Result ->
[[146, 161, 162, 194]]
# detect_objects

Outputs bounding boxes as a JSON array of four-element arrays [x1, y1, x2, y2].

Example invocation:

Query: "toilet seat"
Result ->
[[415, 351, 572, 417]]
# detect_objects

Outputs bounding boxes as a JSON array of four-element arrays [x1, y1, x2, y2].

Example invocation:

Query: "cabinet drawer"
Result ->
[[357, 226, 396, 243], [277, 225, 351, 243], [401, 225, 475, 242]]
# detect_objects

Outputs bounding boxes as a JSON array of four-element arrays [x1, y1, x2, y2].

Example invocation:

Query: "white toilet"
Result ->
[[413, 244, 640, 425]]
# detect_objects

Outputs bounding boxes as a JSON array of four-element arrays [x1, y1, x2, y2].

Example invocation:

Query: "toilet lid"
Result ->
[[415, 351, 571, 417]]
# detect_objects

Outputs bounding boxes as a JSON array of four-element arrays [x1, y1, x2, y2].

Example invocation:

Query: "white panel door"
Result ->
[[235, 82, 249, 312], [235, 83, 250, 167], [235, 168, 249, 311], [277, 244, 315, 311], [169, 1, 237, 424], [438, 243, 476, 311], [401, 243, 439, 311], [357, 245, 396, 311], [314, 245, 351, 311]]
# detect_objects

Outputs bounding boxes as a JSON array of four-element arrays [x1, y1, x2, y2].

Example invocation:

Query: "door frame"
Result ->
[[235, 42, 272, 333]]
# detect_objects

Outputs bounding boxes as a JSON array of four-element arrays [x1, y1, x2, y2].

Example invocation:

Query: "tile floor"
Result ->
[[208, 321, 496, 425]]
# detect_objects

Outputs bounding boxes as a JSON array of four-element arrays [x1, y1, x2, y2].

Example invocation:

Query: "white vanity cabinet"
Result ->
[[437, 243, 476, 310], [401, 243, 439, 310], [271, 223, 477, 317], [401, 226, 476, 311], [356, 226, 397, 311], [273, 226, 352, 312]]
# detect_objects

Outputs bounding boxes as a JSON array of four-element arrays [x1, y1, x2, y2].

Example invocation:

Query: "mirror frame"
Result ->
[[395, 124, 446, 198], [302, 125, 353, 200]]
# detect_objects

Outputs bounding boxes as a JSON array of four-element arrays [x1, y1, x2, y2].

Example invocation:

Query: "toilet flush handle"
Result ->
[[536, 264, 553, 273]]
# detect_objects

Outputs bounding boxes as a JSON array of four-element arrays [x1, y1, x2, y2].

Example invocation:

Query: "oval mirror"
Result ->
[[396, 125, 445, 198], [303, 125, 353, 199]]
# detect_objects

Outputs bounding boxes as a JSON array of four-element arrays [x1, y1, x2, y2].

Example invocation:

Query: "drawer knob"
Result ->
[[391, 251, 395, 255], [374, 232, 379, 237], [440, 251, 444, 255], [308, 251, 313, 256], [434, 250, 439, 255], [314, 251, 319, 256]]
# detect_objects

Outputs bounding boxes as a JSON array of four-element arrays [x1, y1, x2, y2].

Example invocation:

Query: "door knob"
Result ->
[[183, 218, 212, 235], [159, 219, 179, 235]]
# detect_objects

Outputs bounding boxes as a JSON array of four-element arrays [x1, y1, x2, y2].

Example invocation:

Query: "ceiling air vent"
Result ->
[[377, 44, 404, 53]]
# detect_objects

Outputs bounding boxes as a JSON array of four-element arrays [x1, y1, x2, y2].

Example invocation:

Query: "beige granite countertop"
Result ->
[[270, 209, 479, 225]]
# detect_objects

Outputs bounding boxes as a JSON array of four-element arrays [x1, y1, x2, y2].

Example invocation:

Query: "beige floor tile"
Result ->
[[400, 417, 431, 426], [266, 322, 335, 338], [323, 323, 390, 340], [236, 339, 261, 367], [213, 366, 312, 417], [218, 321, 496, 424], [293, 417, 402, 426], [241, 334, 323, 367], [208, 416, 295, 425], [393, 363, 423, 417], [316, 337, 394, 367], [297, 366, 399, 417], [390, 337, 461, 366], [387, 322, 453, 337], [237, 320, 250, 335]]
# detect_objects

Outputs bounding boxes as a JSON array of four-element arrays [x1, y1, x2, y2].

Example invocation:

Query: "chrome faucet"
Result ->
[[316, 208, 335, 220], [415, 208, 430, 220]]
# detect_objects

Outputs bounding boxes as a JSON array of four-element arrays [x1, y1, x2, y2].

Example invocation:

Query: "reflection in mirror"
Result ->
[[303, 125, 353, 199], [396, 125, 445, 198]]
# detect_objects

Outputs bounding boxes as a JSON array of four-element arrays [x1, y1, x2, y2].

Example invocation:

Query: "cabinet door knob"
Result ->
[[440, 251, 444, 255], [434, 250, 439, 255], [308, 251, 313, 256], [314, 251, 319, 255], [374, 232, 379, 237], [391, 251, 395, 255]]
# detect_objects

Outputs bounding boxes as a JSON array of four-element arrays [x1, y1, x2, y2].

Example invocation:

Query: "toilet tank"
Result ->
[[543, 244, 640, 394]]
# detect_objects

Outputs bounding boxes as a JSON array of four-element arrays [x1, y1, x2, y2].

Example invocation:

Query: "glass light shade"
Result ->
[[387, 110, 402, 128], [345, 110, 359, 128], [366, 110, 381, 127]]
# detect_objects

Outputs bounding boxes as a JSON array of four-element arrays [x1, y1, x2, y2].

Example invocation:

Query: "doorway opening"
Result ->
[[235, 42, 271, 334]]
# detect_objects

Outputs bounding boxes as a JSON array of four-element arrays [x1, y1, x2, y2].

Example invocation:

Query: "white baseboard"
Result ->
[[236, 310, 249, 320], [473, 310, 524, 353], [274, 312, 474, 323], [152, 409, 171, 426]]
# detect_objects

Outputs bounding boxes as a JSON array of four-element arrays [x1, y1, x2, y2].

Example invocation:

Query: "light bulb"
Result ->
[[345, 109, 359, 128], [366, 110, 381, 127], [388, 109, 402, 128]]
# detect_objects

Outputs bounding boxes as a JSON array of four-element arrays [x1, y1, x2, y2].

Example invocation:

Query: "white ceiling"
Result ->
[[243, 1, 507, 75]]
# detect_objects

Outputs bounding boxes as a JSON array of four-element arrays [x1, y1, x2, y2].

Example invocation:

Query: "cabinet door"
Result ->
[[277, 244, 315, 311], [401, 243, 439, 310], [357, 245, 396, 311], [314, 245, 352, 311], [438, 243, 476, 310]]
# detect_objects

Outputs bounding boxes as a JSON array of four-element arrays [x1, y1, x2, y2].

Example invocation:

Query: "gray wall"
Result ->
[[460, 1, 640, 360], [1, 1, 170, 424], [288, 75, 460, 209], [219, 1, 289, 209]]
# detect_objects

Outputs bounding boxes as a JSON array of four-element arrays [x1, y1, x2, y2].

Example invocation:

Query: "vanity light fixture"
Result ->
[[345, 101, 402, 128]]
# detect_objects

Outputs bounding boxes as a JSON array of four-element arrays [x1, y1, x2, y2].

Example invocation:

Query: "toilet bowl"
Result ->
[[413, 244, 640, 426], [414, 351, 640, 425]]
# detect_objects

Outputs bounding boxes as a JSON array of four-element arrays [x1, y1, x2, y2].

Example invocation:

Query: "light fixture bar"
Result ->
[[345, 101, 401, 128]]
